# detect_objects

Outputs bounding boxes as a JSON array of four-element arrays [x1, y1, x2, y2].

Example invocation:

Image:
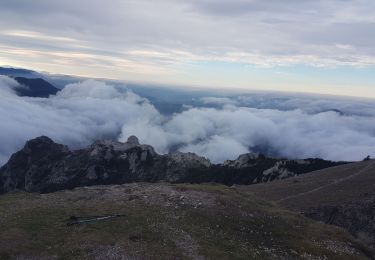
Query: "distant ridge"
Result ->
[[0, 67, 39, 78], [12, 77, 59, 97]]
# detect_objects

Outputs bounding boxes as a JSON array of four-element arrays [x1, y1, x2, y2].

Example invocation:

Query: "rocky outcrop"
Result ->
[[0, 136, 211, 193], [0, 136, 70, 193], [0, 136, 344, 193], [210, 154, 345, 185]]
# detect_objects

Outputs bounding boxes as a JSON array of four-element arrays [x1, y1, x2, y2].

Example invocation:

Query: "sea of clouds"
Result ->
[[1, 75, 375, 165]]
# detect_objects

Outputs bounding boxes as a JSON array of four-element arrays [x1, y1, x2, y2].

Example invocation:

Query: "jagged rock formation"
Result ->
[[0, 136, 210, 193], [0, 136, 344, 193], [183, 153, 345, 188]]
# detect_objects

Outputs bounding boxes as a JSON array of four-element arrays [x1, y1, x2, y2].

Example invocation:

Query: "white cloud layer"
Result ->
[[0, 77, 161, 163], [1, 77, 375, 165]]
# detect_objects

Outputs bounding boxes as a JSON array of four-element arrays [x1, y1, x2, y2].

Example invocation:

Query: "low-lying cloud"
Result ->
[[1, 77, 374, 165], [0, 77, 161, 164]]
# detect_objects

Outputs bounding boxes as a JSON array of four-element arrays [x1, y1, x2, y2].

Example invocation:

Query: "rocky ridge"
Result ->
[[0, 136, 344, 193]]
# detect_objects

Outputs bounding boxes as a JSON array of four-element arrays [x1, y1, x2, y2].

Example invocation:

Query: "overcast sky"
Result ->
[[1, 0, 375, 97]]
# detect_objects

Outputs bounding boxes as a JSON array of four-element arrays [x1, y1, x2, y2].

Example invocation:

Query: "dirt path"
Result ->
[[277, 161, 375, 203]]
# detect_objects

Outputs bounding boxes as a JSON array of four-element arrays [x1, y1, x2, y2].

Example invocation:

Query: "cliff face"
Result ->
[[0, 136, 344, 193], [0, 136, 211, 193]]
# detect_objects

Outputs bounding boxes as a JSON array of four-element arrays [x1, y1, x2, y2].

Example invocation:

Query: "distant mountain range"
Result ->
[[0, 67, 41, 78], [13, 77, 59, 97], [0, 67, 60, 98]]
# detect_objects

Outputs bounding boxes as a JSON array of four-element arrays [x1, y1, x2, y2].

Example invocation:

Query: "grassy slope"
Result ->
[[0, 183, 371, 260], [240, 160, 375, 210]]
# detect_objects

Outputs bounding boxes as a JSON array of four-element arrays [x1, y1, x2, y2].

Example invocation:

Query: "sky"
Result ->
[[0, 0, 375, 97]]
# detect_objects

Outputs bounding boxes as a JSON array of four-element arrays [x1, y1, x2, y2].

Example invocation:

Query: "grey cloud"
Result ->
[[1, 0, 375, 69], [188, 0, 324, 16], [234, 93, 375, 117], [297, 22, 375, 55], [200, 97, 239, 106]]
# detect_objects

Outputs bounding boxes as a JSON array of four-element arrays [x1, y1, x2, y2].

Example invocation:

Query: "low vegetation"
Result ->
[[0, 183, 372, 259]]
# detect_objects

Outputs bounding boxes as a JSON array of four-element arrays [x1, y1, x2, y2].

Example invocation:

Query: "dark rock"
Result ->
[[0, 136, 344, 194], [0, 136, 210, 193], [127, 135, 139, 146], [0, 136, 69, 193]]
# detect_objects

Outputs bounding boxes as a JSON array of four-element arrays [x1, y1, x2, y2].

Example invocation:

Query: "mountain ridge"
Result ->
[[0, 135, 345, 194], [12, 77, 60, 97]]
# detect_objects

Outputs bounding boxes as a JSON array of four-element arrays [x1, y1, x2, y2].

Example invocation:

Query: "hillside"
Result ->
[[0, 183, 372, 259], [13, 77, 59, 97], [241, 160, 375, 249]]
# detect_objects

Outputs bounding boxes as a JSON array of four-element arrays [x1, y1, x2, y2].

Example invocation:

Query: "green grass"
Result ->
[[0, 184, 372, 259]]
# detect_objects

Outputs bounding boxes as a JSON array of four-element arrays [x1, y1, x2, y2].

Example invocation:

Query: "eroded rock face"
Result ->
[[163, 152, 211, 182], [0, 136, 344, 193], [215, 154, 344, 185], [0, 136, 210, 193], [0, 136, 70, 193], [223, 153, 260, 168]]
